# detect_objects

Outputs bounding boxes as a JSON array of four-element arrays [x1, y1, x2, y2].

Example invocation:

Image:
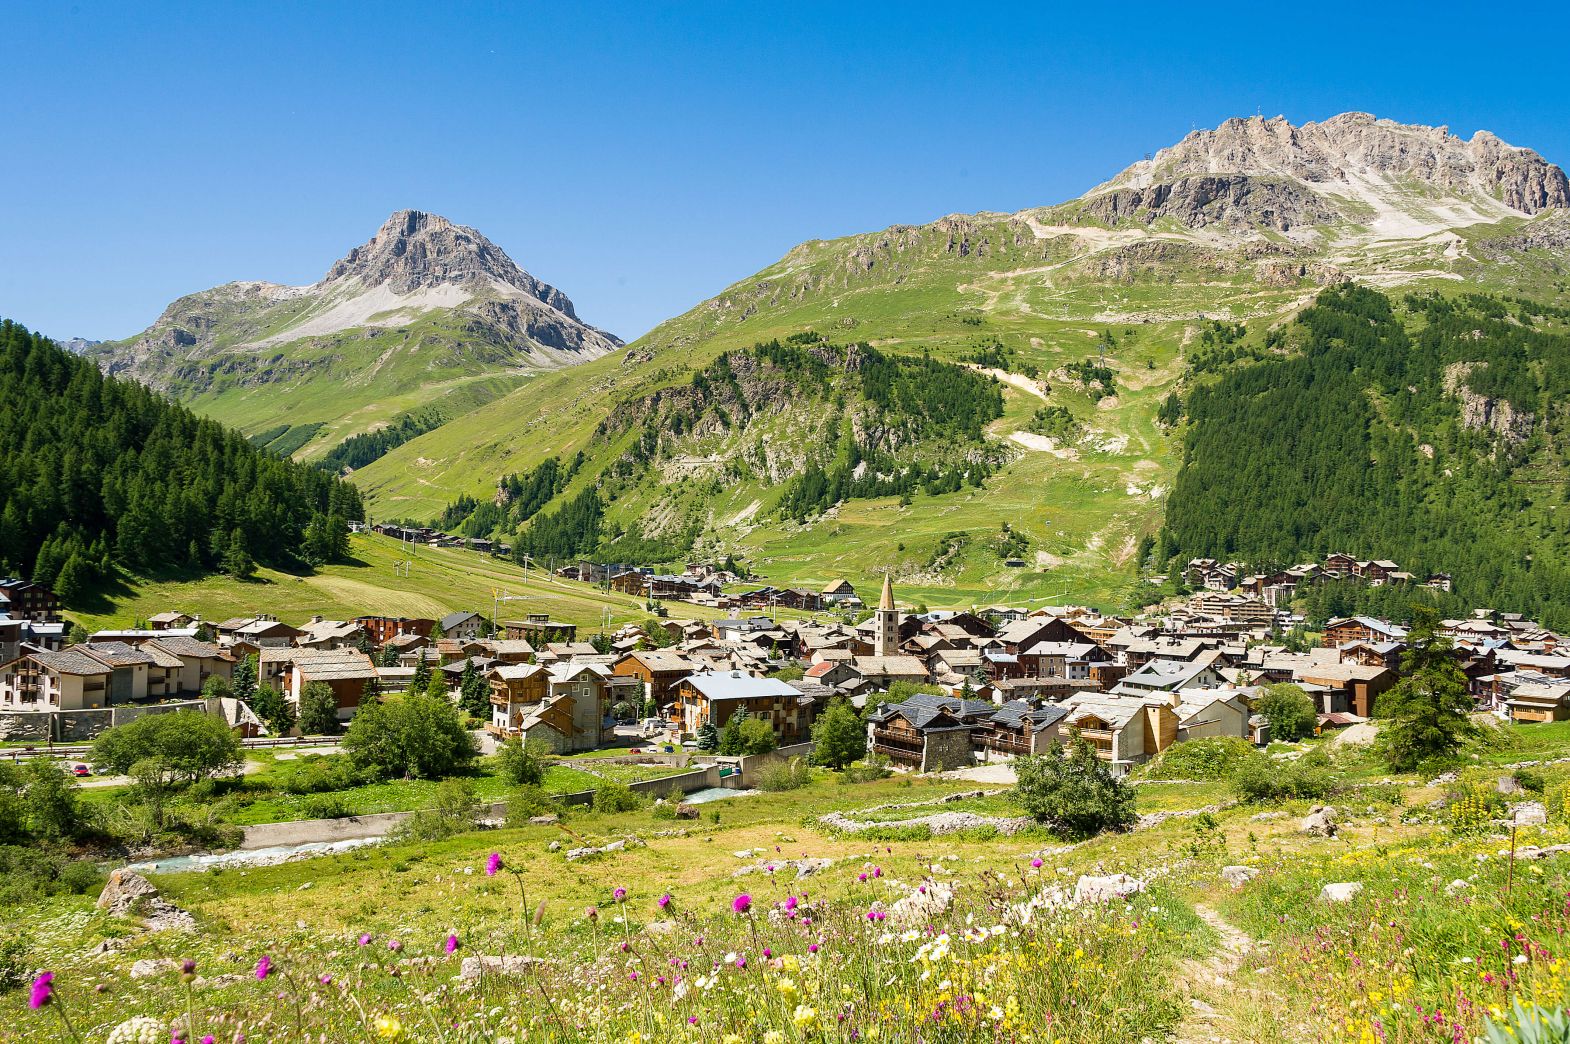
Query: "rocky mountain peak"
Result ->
[[1100, 112, 1569, 216], [319, 209, 579, 318]]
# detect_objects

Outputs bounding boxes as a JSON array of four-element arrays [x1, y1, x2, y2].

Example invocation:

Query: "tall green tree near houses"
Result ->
[[251, 684, 295, 736], [718, 708, 750, 756], [425, 663, 450, 702], [809, 700, 866, 770], [410, 655, 431, 696], [1375, 606, 1476, 770], [457, 659, 490, 719], [298, 681, 341, 736], [231, 654, 258, 704]]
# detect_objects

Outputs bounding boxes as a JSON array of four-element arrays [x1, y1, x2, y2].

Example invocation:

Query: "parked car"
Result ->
[[71, 764, 91, 777]]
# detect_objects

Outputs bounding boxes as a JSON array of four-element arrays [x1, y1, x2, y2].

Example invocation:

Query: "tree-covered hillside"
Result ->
[[434, 335, 1007, 568], [0, 319, 362, 601], [1161, 285, 1570, 627]]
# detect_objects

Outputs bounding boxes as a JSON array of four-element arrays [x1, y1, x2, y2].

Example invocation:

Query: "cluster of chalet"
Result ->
[[558, 562, 864, 613], [9, 555, 1570, 766], [364, 521, 510, 557], [1182, 554, 1453, 606]]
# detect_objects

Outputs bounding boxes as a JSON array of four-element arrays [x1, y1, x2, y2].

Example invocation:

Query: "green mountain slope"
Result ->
[[346, 115, 1570, 609], [91, 211, 621, 459], [87, 113, 1565, 613]]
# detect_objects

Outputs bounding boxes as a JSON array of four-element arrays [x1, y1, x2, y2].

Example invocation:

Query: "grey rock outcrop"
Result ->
[[97, 869, 196, 932], [1097, 112, 1569, 216], [1301, 806, 1338, 838], [1221, 866, 1259, 888], [1319, 882, 1364, 902]]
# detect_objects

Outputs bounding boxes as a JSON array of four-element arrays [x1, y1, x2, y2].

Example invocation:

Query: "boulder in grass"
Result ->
[[1300, 806, 1338, 838], [1319, 882, 1363, 902], [1220, 865, 1258, 888], [459, 955, 551, 980], [1073, 874, 1145, 904], [129, 958, 179, 979]]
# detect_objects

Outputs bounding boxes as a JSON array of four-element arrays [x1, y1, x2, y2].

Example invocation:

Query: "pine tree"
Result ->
[[410, 655, 431, 696], [221, 528, 256, 581], [231, 654, 258, 703]]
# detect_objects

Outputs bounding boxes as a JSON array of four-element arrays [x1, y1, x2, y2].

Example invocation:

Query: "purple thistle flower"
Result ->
[[808, 943, 819, 953], [387, 939, 403, 952], [873, 866, 881, 878], [613, 886, 627, 902], [255, 955, 271, 981], [732, 893, 752, 915], [359, 933, 373, 946], [28, 971, 54, 1010], [734, 955, 746, 969], [857, 872, 867, 882], [181, 958, 197, 975], [762, 948, 773, 958], [202, 1037, 216, 1044], [445, 934, 460, 954], [784, 896, 798, 911], [319, 974, 332, 985], [485, 851, 503, 877], [657, 892, 672, 910], [1030, 858, 1044, 869]]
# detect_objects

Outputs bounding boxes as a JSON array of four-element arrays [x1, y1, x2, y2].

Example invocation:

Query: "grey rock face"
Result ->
[[1101, 112, 1569, 215]]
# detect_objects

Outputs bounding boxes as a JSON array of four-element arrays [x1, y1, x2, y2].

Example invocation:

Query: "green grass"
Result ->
[[68, 531, 729, 632]]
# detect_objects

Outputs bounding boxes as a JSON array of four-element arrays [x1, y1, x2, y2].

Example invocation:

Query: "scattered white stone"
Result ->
[[1445, 879, 1471, 895], [1319, 882, 1363, 903]]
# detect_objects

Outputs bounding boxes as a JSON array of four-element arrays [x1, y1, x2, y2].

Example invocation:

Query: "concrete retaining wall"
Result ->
[[0, 699, 210, 743], [240, 765, 725, 847]]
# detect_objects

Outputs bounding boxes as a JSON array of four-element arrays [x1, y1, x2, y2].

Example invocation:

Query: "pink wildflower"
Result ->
[[732, 893, 752, 915], [485, 852, 503, 876], [28, 971, 53, 1010], [255, 956, 271, 981]]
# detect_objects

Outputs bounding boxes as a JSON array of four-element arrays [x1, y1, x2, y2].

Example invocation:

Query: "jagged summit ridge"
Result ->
[[319, 210, 580, 319], [1098, 112, 1568, 216]]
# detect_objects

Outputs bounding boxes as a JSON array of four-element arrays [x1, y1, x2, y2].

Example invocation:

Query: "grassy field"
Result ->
[[68, 531, 732, 633], [19, 724, 1570, 1041]]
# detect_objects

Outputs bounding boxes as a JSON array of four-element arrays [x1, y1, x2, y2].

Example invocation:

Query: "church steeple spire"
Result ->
[[874, 570, 898, 658]]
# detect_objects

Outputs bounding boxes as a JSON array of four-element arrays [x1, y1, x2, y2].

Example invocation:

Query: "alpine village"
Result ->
[[12, 27, 1570, 1042]]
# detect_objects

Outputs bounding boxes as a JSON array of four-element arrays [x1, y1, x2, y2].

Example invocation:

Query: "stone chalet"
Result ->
[[866, 693, 997, 773]]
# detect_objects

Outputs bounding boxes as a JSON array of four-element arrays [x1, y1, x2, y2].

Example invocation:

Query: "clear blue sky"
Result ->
[[5, 1, 1569, 343]]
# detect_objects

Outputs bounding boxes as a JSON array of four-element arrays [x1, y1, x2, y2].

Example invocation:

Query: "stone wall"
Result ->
[[0, 699, 212, 743]]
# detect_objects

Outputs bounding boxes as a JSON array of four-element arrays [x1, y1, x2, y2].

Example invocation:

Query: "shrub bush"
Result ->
[[298, 793, 352, 819], [505, 784, 561, 825], [1144, 737, 1257, 781], [840, 754, 893, 784], [757, 757, 812, 792], [1230, 750, 1335, 803], [592, 781, 646, 813], [1013, 737, 1137, 838]]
